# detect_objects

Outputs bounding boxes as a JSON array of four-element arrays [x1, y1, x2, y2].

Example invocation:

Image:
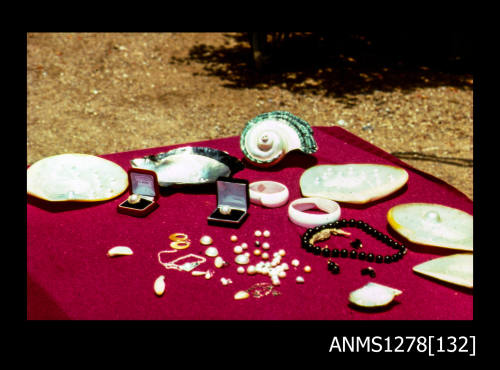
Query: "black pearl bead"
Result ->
[[349, 250, 357, 259], [348, 219, 356, 226], [338, 219, 347, 227], [367, 253, 375, 262], [350, 239, 362, 249], [255, 241, 261, 247], [306, 243, 314, 252], [375, 255, 383, 263], [331, 248, 339, 257], [396, 251, 403, 259], [375, 231, 384, 240], [384, 255, 392, 264], [340, 249, 348, 258], [321, 247, 331, 257], [313, 246, 321, 255], [330, 264, 340, 274], [327, 260, 336, 270], [369, 270, 376, 278], [381, 234, 390, 244], [365, 226, 374, 234], [356, 220, 364, 228], [358, 251, 366, 260], [392, 253, 399, 262]]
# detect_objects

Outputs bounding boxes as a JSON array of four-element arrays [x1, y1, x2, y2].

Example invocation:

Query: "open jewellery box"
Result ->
[[117, 168, 160, 217], [207, 177, 249, 228]]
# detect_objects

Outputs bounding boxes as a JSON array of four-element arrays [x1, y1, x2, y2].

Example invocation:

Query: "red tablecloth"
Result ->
[[27, 126, 473, 320]]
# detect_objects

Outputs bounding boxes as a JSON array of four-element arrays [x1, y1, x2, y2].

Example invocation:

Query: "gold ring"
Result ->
[[170, 241, 191, 250], [169, 233, 189, 241]]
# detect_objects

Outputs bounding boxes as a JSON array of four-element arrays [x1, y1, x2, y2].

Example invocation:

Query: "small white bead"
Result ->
[[304, 265, 312, 273], [230, 235, 238, 242], [296, 276, 305, 284], [278, 271, 287, 278], [291, 259, 300, 267], [262, 242, 270, 250], [241, 242, 248, 249], [233, 246, 243, 254], [247, 265, 256, 275], [261, 252, 269, 260], [237, 266, 245, 274], [253, 249, 261, 256], [263, 230, 271, 237], [200, 235, 213, 245], [282, 263, 289, 270], [254, 230, 262, 237], [278, 249, 286, 256]]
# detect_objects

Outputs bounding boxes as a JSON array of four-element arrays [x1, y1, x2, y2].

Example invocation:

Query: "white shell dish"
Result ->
[[240, 111, 317, 167], [387, 203, 473, 251], [300, 164, 408, 204], [348, 282, 402, 308], [27, 153, 128, 202], [413, 253, 473, 288]]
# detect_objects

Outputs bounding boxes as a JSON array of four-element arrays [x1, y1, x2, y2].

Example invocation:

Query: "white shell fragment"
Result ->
[[27, 153, 128, 202], [107, 246, 133, 257], [205, 247, 219, 257], [300, 164, 408, 204], [296, 276, 305, 284], [154, 275, 166, 296], [191, 270, 207, 276], [387, 203, 473, 251], [240, 111, 317, 167], [349, 282, 402, 308], [413, 253, 473, 288], [234, 290, 250, 300], [200, 235, 213, 245]]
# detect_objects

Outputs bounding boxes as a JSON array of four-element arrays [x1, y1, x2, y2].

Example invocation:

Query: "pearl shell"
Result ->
[[412, 253, 473, 288], [349, 282, 402, 308], [296, 276, 305, 284], [300, 164, 408, 204], [387, 203, 473, 251], [27, 153, 128, 202], [240, 111, 318, 167], [204, 247, 219, 257]]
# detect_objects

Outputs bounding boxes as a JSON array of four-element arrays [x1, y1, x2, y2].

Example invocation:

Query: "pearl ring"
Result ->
[[128, 194, 141, 204], [220, 205, 232, 215]]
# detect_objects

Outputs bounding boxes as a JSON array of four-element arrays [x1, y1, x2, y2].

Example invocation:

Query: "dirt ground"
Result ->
[[26, 32, 473, 200]]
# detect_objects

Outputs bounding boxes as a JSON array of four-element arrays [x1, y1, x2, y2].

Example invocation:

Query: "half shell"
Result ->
[[348, 282, 402, 308], [130, 146, 244, 187], [27, 153, 128, 202], [240, 111, 318, 167], [412, 253, 473, 288], [300, 164, 408, 204], [387, 203, 473, 251]]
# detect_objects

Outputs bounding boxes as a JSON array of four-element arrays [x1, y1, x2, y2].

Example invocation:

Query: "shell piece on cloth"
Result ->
[[387, 203, 473, 251], [412, 253, 473, 288], [27, 153, 128, 202], [240, 111, 318, 167], [300, 164, 408, 204], [348, 282, 402, 308], [130, 146, 244, 187], [107, 246, 134, 257]]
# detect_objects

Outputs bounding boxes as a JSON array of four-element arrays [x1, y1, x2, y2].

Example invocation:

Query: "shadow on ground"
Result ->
[[170, 32, 473, 106]]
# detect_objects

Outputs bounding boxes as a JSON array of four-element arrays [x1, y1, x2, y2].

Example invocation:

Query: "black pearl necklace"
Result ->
[[301, 218, 408, 275]]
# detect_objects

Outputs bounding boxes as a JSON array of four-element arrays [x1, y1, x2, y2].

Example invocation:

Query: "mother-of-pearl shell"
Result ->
[[300, 164, 408, 204], [240, 111, 317, 167], [348, 282, 402, 308], [27, 153, 128, 202], [412, 253, 473, 288], [387, 203, 473, 251]]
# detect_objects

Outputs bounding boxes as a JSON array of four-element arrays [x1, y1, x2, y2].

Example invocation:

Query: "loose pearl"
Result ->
[[230, 235, 238, 242], [278, 271, 286, 278], [241, 242, 248, 249], [254, 249, 261, 256], [247, 265, 256, 275], [261, 252, 269, 260], [254, 230, 262, 237], [263, 230, 271, 237], [200, 235, 213, 245], [237, 266, 245, 274], [233, 246, 243, 254], [278, 249, 286, 256], [296, 276, 305, 284], [205, 247, 219, 257], [291, 259, 300, 267], [304, 265, 312, 273], [262, 242, 270, 250]]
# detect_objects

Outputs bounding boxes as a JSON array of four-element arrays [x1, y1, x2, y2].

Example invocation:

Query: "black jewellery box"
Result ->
[[117, 168, 160, 217], [207, 177, 249, 228]]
